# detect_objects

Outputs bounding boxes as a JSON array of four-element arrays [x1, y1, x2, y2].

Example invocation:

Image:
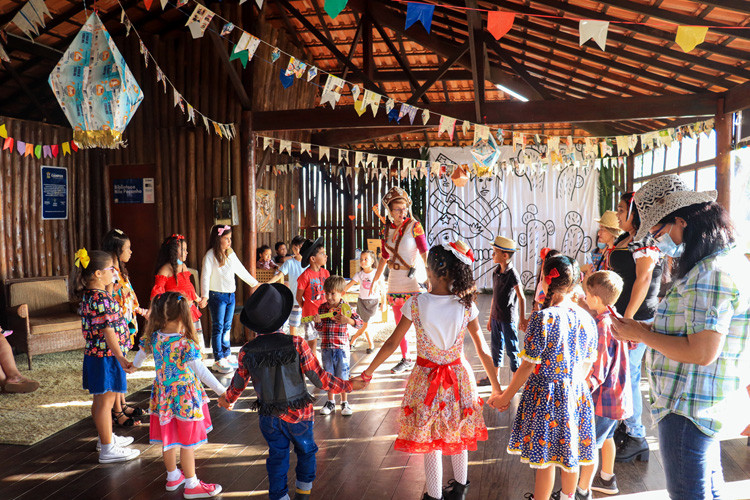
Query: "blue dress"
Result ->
[[507, 304, 598, 471]]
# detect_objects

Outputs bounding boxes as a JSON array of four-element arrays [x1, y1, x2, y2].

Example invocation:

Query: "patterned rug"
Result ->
[[0, 349, 154, 446]]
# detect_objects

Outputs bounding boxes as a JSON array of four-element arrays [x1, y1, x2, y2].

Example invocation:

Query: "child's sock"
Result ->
[[577, 486, 589, 496], [601, 470, 614, 481], [450, 450, 468, 485], [100, 443, 113, 453], [328, 399, 336, 405], [559, 491, 574, 500], [185, 476, 199, 489], [166, 469, 182, 482]]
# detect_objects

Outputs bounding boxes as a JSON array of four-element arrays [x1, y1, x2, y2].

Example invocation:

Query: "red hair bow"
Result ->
[[171, 233, 185, 241], [545, 268, 560, 284], [539, 247, 551, 260]]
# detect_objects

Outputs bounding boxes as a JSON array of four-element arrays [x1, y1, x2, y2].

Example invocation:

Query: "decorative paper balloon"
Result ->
[[48, 13, 143, 148], [470, 132, 501, 173]]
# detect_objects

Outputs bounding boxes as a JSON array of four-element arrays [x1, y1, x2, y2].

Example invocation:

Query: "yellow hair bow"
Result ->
[[75, 248, 90, 269]]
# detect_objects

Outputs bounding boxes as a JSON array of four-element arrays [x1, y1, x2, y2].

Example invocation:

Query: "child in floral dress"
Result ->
[[133, 292, 225, 499], [490, 255, 598, 500], [353, 241, 502, 500]]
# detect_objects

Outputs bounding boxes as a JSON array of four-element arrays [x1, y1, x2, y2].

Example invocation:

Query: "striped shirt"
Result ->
[[647, 245, 750, 437]]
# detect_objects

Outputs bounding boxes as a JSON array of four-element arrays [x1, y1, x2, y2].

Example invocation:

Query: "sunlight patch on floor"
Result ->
[[39, 400, 92, 408]]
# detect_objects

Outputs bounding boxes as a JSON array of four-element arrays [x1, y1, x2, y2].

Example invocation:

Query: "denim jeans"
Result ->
[[490, 318, 520, 372], [658, 413, 725, 499], [259, 415, 318, 500], [624, 341, 647, 438], [208, 291, 235, 361]]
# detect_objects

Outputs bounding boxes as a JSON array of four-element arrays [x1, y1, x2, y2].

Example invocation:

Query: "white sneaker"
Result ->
[[227, 354, 238, 366], [96, 433, 134, 451], [211, 360, 232, 374], [320, 401, 336, 415], [98, 444, 141, 463], [341, 402, 353, 416]]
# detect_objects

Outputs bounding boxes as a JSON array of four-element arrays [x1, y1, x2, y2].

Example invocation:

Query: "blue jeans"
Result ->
[[594, 415, 618, 449], [490, 318, 520, 371], [208, 291, 235, 361], [624, 341, 647, 438], [321, 348, 350, 379], [658, 413, 724, 500], [259, 415, 318, 500]]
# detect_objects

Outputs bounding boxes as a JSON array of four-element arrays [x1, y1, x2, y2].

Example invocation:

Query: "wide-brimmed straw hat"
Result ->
[[492, 236, 517, 252], [633, 174, 717, 241], [595, 211, 622, 236], [381, 186, 412, 221]]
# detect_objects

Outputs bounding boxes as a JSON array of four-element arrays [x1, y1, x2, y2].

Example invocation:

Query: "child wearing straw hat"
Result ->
[[478, 236, 526, 386]]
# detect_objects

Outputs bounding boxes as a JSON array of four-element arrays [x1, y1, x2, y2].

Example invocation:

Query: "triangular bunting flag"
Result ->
[[405, 2, 434, 33], [351, 84, 361, 102], [324, 0, 348, 19], [50, 143, 58, 157], [24, 142, 34, 157], [279, 139, 291, 155], [439, 115, 456, 140], [306, 66, 318, 81], [263, 136, 274, 151], [185, 5, 214, 39], [354, 151, 363, 166], [280, 68, 295, 88], [16, 140, 25, 155], [363, 90, 381, 117], [675, 26, 709, 53], [473, 124, 490, 144], [221, 22, 234, 37], [338, 149, 349, 164], [354, 98, 367, 116], [0, 124, 6, 139], [321, 74, 345, 109], [42, 144, 52, 158], [3, 137, 13, 151], [462, 120, 471, 135], [300, 142, 311, 156], [319, 146, 330, 161], [385, 98, 395, 114], [488, 11, 515, 40], [34, 144, 42, 159], [421, 109, 430, 125], [579, 20, 609, 51]]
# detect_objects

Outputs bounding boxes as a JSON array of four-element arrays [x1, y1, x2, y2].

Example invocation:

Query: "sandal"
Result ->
[[112, 410, 136, 428], [123, 403, 144, 418]]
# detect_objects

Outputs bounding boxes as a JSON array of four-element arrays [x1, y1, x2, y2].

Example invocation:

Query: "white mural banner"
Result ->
[[427, 147, 600, 290]]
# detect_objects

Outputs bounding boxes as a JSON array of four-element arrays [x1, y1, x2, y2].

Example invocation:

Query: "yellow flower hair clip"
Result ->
[[75, 248, 90, 269]]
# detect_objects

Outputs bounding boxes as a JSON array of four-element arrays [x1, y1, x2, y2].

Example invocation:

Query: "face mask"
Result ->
[[177, 259, 184, 265], [597, 242, 607, 250], [655, 229, 684, 258]]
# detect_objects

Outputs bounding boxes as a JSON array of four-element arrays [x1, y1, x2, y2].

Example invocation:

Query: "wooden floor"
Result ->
[[2, 296, 750, 499]]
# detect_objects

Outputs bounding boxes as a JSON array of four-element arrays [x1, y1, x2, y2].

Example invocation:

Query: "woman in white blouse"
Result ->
[[201, 225, 259, 373]]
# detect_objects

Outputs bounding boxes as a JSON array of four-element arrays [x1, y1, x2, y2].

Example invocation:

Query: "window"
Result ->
[[696, 166, 716, 192], [653, 147, 665, 174], [698, 129, 716, 162], [642, 151, 653, 177], [680, 135, 698, 165], [665, 142, 680, 170], [679, 170, 696, 190]]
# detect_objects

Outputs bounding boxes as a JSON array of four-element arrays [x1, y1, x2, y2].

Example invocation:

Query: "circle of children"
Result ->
[[72, 174, 750, 500]]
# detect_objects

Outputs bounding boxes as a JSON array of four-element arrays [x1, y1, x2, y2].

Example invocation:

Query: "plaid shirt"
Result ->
[[224, 331, 352, 423], [587, 311, 633, 420], [315, 301, 364, 350], [648, 246, 750, 437]]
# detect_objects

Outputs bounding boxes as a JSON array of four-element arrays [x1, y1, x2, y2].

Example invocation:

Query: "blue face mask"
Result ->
[[597, 242, 607, 250], [655, 228, 684, 258], [177, 259, 184, 265]]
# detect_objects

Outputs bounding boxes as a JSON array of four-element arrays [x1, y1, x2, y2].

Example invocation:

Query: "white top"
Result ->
[[132, 334, 226, 395], [278, 257, 305, 307], [201, 249, 259, 298], [352, 269, 381, 300], [402, 293, 479, 350], [384, 220, 424, 293]]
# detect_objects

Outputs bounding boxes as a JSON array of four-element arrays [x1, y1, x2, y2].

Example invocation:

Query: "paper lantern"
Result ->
[[48, 13, 143, 148], [470, 132, 501, 174]]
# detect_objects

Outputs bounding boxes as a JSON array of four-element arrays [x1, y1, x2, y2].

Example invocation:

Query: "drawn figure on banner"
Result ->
[[428, 155, 464, 245], [464, 175, 512, 242], [556, 163, 586, 201], [560, 211, 593, 260], [517, 204, 555, 288], [512, 144, 547, 191]]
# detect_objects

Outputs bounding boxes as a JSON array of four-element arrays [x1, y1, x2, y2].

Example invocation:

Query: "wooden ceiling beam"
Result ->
[[4, 34, 63, 61], [372, 19, 429, 105], [341, 15, 364, 81], [254, 93, 718, 131], [312, 126, 430, 146], [726, 80, 750, 113], [483, 33, 553, 100], [465, 0, 485, 120], [208, 31, 252, 109], [275, 0, 385, 94], [405, 42, 469, 105], [361, 9, 374, 82], [309, 0, 336, 46], [273, 0, 308, 52]]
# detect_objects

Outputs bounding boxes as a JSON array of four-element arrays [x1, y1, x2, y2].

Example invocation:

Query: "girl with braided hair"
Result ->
[[490, 255, 599, 500], [353, 241, 502, 500]]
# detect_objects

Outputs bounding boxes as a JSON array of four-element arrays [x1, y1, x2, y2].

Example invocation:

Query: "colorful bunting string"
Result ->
[[0, 123, 77, 158]]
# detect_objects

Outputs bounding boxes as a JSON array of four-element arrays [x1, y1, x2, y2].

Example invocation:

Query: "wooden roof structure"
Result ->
[[1, 0, 749, 151]]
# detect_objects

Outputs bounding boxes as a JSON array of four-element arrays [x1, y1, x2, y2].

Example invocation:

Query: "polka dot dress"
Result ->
[[507, 304, 598, 471]]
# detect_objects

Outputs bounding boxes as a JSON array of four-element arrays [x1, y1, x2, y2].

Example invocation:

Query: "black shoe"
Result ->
[[615, 435, 649, 462], [613, 421, 628, 448], [443, 479, 469, 500], [591, 473, 619, 495], [476, 377, 491, 387], [391, 357, 413, 373], [551, 490, 588, 500], [366, 348, 373, 354], [422, 493, 442, 500]]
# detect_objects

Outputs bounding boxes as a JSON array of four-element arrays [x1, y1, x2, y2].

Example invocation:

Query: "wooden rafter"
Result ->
[[341, 14, 364, 81], [483, 34, 553, 100], [465, 0, 485, 121], [405, 41, 470, 105], [371, 19, 429, 105], [208, 31, 252, 109]]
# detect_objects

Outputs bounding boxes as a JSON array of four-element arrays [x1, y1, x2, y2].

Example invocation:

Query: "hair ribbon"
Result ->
[[443, 241, 475, 265], [217, 225, 231, 236], [74, 248, 90, 269], [171, 233, 185, 241], [545, 268, 560, 285]]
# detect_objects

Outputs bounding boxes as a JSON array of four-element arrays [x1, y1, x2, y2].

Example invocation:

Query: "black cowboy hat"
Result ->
[[298, 236, 324, 268], [239, 283, 294, 334]]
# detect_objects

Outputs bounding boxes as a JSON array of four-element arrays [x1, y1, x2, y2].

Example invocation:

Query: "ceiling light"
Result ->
[[495, 84, 529, 102]]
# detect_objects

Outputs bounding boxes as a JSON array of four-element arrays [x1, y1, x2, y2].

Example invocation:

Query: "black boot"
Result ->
[[294, 488, 310, 499], [613, 421, 628, 448], [422, 493, 442, 500], [443, 479, 469, 500], [615, 435, 649, 462]]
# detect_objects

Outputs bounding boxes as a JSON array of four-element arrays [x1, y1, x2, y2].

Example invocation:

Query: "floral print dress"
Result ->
[[507, 304, 598, 471], [394, 298, 487, 455]]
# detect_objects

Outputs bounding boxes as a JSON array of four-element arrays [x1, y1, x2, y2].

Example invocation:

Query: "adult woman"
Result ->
[[200, 225, 258, 374], [103, 229, 148, 426], [371, 187, 429, 373], [612, 174, 750, 499], [608, 191, 663, 462]]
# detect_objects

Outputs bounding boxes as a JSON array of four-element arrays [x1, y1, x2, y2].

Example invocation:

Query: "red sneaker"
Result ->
[[166, 471, 185, 491], [184, 480, 222, 499]]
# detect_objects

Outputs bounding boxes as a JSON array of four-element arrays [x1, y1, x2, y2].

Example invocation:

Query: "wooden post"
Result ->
[[626, 154, 635, 192], [343, 175, 356, 277], [715, 97, 731, 210], [242, 111, 257, 276]]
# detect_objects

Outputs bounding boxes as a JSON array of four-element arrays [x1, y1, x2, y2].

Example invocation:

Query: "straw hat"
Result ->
[[633, 174, 717, 241], [492, 236, 517, 252], [595, 210, 622, 236], [381, 186, 412, 221]]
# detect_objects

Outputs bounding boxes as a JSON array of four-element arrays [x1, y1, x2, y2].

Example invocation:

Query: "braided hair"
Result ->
[[541, 255, 581, 310], [426, 245, 476, 309]]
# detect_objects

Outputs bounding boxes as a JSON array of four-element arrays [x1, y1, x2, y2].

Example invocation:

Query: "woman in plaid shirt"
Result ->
[[612, 175, 750, 500]]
